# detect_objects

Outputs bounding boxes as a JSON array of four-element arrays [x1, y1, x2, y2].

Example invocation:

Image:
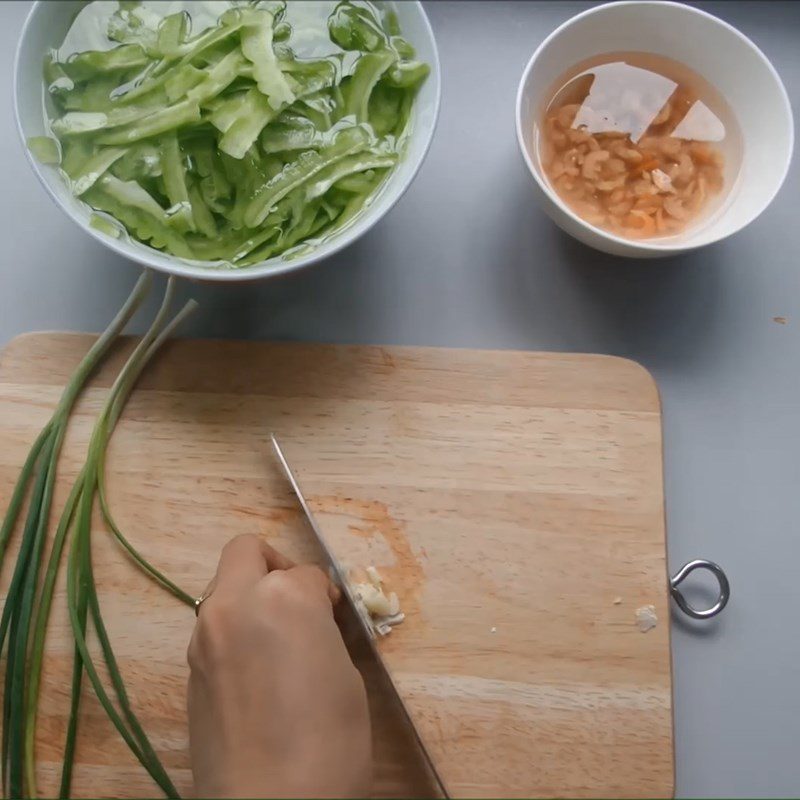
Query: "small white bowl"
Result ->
[[515, 0, 794, 258], [14, 1, 441, 281]]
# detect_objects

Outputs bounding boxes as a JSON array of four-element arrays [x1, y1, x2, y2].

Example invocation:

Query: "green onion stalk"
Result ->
[[0, 272, 196, 799]]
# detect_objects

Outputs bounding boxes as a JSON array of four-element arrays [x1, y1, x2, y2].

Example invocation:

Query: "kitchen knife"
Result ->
[[270, 434, 450, 799]]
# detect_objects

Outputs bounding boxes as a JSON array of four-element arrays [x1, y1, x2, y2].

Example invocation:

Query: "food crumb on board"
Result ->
[[490, 626, 497, 634], [635, 605, 658, 633], [352, 566, 404, 636], [613, 596, 623, 605], [773, 316, 788, 325]]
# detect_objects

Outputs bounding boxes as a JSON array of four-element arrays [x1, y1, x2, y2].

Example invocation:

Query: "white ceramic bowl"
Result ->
[[14, 1, 441, 281], [515, 1, 794, 258]]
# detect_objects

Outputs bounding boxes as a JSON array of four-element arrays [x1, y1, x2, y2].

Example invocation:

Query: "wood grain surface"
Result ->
[[0, 333, 673, 799]]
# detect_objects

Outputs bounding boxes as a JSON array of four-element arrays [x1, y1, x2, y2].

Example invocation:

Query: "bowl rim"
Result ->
[[514, 0, 795, 254], [14, 0, 442, 282]]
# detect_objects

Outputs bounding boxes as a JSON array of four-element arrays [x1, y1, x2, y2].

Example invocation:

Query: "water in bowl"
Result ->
[[534, 52, 743, 240]]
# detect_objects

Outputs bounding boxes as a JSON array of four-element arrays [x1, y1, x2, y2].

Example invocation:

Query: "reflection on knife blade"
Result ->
[[269, 434, 450, 799]]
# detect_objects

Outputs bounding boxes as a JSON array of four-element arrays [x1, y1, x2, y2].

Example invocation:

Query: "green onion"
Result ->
[[1, 273, 197, 798]]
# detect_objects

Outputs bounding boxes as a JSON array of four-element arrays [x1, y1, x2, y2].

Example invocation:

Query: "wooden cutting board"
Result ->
[[0, 333, 673, 799]]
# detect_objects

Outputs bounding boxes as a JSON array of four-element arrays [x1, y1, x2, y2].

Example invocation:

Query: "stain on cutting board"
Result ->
[[311, 495, 426, 623]]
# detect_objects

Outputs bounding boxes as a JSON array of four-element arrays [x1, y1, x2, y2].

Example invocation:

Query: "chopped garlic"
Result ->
[[353, 582, 393, 617], [351, 566, 404, 636], [635, 605, 658, 632], [366, 565, 383, 587], [376, 612, 405, 636]]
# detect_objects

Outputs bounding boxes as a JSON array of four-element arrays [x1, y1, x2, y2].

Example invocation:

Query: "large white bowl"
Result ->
[[14, 1, 441, 281], [515, 1, 794, 258]]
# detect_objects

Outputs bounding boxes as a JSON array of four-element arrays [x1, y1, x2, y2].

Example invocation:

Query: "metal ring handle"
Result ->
[[670, 559, 730, 620]]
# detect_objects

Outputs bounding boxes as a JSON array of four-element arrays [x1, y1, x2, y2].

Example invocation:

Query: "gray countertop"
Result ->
[[1, 1, 798, 796]]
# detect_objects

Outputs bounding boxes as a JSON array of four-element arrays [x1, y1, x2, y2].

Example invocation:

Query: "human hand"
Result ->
[[187, 535, 372, 798]]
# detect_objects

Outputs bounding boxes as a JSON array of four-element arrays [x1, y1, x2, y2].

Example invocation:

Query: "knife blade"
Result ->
[[270, 433, 375, 638], [269, 434, 450, 799]]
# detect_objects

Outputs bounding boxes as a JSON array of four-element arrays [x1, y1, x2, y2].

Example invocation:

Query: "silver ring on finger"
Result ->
[[194, 588, 214, 616]]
